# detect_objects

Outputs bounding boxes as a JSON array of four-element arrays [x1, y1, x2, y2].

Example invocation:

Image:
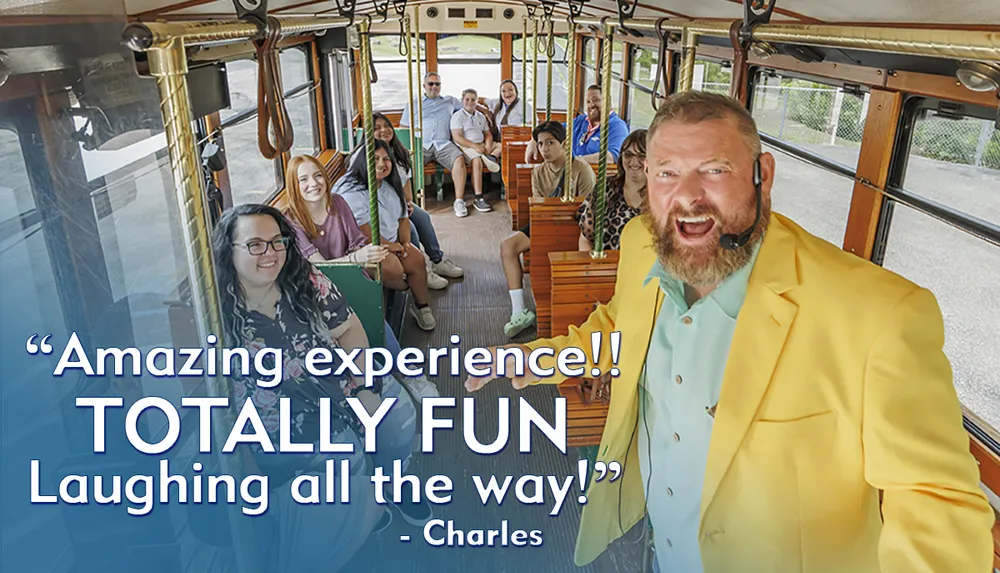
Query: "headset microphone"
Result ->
[[720, 157, 763, 251]]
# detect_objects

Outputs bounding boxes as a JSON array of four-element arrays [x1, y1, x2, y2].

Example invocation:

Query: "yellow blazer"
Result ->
[[525, 212, 995, 572]]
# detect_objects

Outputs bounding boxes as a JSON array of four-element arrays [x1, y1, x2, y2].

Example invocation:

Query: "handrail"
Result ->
[[568, 17, 1000, 62], [122, 16, 351, 51], [759, 132, 1000, 249]]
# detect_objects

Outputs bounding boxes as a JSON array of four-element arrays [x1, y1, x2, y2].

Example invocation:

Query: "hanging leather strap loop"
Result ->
[[254, 17, 294, 160], [728, 19, 751, 107], [652, 17, 671, 110]]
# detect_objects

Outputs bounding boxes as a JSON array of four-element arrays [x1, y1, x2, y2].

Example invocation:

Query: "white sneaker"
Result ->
[[427, 269, 448, 290], [482, 155, 501, 173], [453, 199, 468, 218], [432, 258, 464, 278], [401, 374, 440, 400], [410, 305, 436, 331]]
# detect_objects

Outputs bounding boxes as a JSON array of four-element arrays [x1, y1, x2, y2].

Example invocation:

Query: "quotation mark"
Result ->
[[26, 334, 54, 355], [592, 461, 622, 483]]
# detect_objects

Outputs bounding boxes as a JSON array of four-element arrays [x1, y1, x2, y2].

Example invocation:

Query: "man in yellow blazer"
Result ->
[[465, 91, 995, 572]]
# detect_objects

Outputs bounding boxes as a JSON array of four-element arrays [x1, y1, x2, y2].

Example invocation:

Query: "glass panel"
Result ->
[[693, 59, 731, 95], [881, 111, 1000, 431], [583, 38, 595, 66], [279, 48, 318, 155], [437, 34, 502, 60], [286, 89, 318, 156], [751, 71, 865, 166], [513, 61, 569, 111], [907, 112, 1000, 222], [224, 118, 280, 204], [612, 38, 623, 72], [513, 35, 568, 62], [631, 46, 659, 91], [629, 87, 657, 129], [373, 61, 428, 111], [436, 63, 502, 101], [612, 78, 623, 115], [0, 14, 216, 570], [763, 145, 852, 246], [279, 46, 309, 92], [881, 205, 1000, 431], [371, 34, 426, 61], [220, 58, 257, 121]]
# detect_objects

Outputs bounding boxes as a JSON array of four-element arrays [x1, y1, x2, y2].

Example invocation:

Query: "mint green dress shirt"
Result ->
[[638, 242, 760, 573]]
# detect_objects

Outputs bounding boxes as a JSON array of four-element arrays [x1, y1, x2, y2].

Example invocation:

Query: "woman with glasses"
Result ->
[[210, 203, 432, 572], [334, 139, 436, 332], [282, 154, 439, 400], [577, 129, 647, 252]]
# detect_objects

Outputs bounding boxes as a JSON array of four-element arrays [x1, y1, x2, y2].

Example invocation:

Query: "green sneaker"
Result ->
[[504, 309, 536, 338]]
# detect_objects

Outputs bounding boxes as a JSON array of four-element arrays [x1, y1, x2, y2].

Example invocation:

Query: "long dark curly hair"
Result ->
[[211, 203, 328, 346]]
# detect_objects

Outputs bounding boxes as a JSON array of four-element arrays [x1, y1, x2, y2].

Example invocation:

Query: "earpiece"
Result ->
[[720, 156, 763, 251]]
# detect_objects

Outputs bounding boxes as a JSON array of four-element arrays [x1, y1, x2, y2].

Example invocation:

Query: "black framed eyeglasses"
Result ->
[[426, 82, 441, 87], [235, 237, 290, 256]]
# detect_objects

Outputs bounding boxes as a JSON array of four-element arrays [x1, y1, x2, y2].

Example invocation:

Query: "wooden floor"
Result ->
[[346, 187, 646, 572]]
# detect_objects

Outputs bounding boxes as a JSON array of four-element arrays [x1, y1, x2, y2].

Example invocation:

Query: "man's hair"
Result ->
[[533, 121, 566, 143], [462, 88, 478, 98], [586, 84, 601, 93], [648, 91, 762, 157], [424, 72, 440, 82]]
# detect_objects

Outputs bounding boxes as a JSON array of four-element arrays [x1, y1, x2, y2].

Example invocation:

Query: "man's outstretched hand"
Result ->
[[464, 344, 540, 392]]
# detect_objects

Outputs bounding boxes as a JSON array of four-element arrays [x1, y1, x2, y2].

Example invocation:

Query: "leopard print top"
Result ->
[[576, 184, 644, 250]]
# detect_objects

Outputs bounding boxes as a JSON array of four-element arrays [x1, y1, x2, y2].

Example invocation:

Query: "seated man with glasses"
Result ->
[[400, 72, 473, 218], [499, 121, 597, 339], [523, 85, 629, 165]]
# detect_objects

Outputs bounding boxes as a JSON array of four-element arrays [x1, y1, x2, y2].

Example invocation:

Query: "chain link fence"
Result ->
[[911, 114, 1000, 170]]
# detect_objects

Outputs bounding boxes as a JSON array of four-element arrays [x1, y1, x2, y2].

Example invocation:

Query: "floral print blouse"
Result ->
[[230, 268, 359, 481], [576, 183, 644, 251]]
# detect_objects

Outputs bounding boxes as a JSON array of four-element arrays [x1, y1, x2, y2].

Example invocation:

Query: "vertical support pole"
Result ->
[[531, 17, 539, 129], [415, 10, 426, 210], [545, 18, 554, 121], [562, 23, 578, 202], [404, 14, 419, 205], [591, 21, 614, 259], [522, 17, 528, 119], [145, 36, 255, 573], [358, 18, 380, 245], [677, 27, 698, 92], [842, 88, 903, 259]]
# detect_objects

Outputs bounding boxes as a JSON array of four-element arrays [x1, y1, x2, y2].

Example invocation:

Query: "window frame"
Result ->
[[875, 95, 1000, 454], [217, 44, 318, 207]]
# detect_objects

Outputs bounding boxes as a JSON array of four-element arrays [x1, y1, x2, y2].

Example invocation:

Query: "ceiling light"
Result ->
[[955, 61, 1000, 92]]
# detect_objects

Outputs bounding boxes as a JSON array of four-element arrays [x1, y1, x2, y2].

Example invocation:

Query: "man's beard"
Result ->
[[643, 190, 770, 287]]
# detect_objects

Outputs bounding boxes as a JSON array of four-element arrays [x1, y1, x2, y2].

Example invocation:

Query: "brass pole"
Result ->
[[142, 36, 256, 573], [591, 21, 614, 259], [677, 28, 699, 93], [562, 23, 577, 202], [415, 9, 426, 210], [404, 14, 418, 207], [359, 19, 381, 246], [540, 17, 1000, 62], [122, 16, 350, 50], [522, 17, 528, 119], [545, 17, 554, 121], [531, 17, 539, 129]]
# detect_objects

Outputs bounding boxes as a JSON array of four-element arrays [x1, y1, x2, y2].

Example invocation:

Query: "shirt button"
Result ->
[[674, 375, 682, 384], [666, 487, 673, 496], [682, 316, 692, 325], [673, 433, 681, 442], [664, 538, 672, 547]]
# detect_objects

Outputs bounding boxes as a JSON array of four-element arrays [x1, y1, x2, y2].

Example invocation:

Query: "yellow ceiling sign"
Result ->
[[463, 21, 479, 28]]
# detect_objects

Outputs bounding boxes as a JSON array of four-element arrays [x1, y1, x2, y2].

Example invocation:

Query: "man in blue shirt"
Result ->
[[523, 84, 630, 165], [400, 72, 473, 217]]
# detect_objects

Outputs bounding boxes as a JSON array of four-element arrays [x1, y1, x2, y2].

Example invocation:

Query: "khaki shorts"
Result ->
[[423, 142, 465, 170]]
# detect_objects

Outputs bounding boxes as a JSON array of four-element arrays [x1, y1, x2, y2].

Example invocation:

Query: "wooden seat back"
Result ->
[[513, 165, 534, 231], [528, 196, 585, 338], [548, 250, 620, 337]]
